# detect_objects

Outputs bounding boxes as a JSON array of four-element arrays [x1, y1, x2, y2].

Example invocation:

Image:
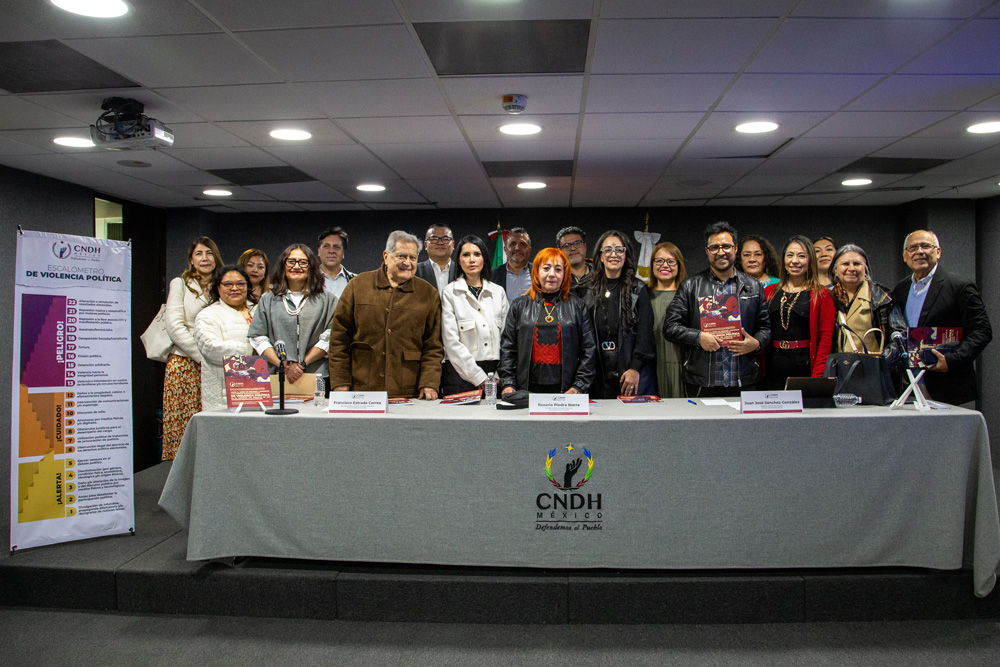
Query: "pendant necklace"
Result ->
[[779, 289, 802, 330], [544, 302, 556, 323]]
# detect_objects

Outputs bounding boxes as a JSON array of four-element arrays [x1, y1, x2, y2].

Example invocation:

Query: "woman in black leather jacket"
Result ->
[[499, 247, 597, 395]]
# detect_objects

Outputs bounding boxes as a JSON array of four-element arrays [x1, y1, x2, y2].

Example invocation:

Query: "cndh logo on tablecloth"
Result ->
[[535, 444, 603, 531]]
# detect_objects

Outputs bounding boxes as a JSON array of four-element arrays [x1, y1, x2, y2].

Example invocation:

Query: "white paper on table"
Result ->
[[700, 398, 741, 409]]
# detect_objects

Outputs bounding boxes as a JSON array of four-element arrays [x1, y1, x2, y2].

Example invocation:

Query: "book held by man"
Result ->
[[698, 294, 743, 344]]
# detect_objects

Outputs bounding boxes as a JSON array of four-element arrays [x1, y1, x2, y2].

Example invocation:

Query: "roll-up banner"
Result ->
[[10, 230, 133, 551]]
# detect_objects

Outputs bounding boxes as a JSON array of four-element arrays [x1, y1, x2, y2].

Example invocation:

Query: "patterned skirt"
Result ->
[[162, 354, 201, 461]]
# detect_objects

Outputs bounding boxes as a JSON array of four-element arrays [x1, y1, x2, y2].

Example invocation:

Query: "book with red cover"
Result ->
[[698, 294, 742, 344], [906, 327, 963, 369], [223, 355, 273, 408], [440, 389, 483, 405], [618, 395, 662, 403]]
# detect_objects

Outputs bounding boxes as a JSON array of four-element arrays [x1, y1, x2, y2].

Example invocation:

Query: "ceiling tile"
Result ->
[[600, 1, 793, 18], [805, 111, 953, 137], [727, 172, 829, 191], [752, 156, 856, 174], [473, 140, 576, 162], [65, 34, 281, 88], [0, 96, 85, 129], [748, 18, 958, 73], [301, 79, 450, 117], [239, 26, 431, 82], [587, 74, 733, 112], [0, 134, 49, 156], [719, 74, 883, 111], [64, 148, 196, 173], [792, 0, 993, 18], [493, 176, 571, 207], [577, 139, 683, 176], [772, 193, 860, 206], [847, 75, 1000, 111], [837, 188, 950, 205], [460, 114, 579, 141], [695, 111, 830, 138], [197, 0, 402, 30], [927, 177, 1000, 198], [705, 195, 783, 206], [581, 113, 704, 140], [2, 0, 220, 38], [369, 141, 488, 179], [902, 19, 1000, 74], [23, 89, 205, 124], [571, 176, 658, 207], [0, 9, 48, 41], [166, 123, 251, 149], [920, 144, 1000, 174], [775, 136, 897, 158], [797, 174, 907, 193], [159, 146, 288, 170], [156, 84, 323, 121], [871, 136, 999, 160], [296, 202, 371, 211], [883, 173, 989, 188], [217, 200, 308, 212], [405, 178, 499, 208], [245, 181, 353, 202], [663, 158, 763, 176], [215, 119, 353, 146], [0, 128, 95, 153], [593, 19, 775, 73], [322, 179, 427, 202], [0, 40, 139, 93], [402, 0, 593, 21], [911, 111, 1000, 137], [441, 75, 584, 115], [127, 170, 231, 187], [0, 153, 97, 175], [338, 117, 463, 144], [679, 136, 790, 159]]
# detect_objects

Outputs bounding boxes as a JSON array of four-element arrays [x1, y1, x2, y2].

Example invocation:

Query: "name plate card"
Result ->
[[741, 390, 803, 414], [328, 391, 388, 414], [529, 393, 590, 416]]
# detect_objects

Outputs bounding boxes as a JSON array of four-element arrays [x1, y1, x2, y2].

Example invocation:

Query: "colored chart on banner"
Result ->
[[10, 231, 133, 551]]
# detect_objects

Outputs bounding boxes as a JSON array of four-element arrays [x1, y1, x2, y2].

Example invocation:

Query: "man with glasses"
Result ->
[[892, 229, 992, 407], [664, 221, 770, 398], [492, 227, 533, 298], [556, 226, 591, 286], [317, 227, 356, 299], [329, 230, 443, 399], [416, 224, 457, 294]]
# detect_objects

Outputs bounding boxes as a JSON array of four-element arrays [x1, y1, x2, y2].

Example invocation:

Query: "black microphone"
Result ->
[[265, 340, 297, 415], [274, 340, 287, 361], [890, 331, 909, 361]]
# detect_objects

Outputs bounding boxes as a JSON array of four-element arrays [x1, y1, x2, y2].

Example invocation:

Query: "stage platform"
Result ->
[[2, 463, 1000, 624]]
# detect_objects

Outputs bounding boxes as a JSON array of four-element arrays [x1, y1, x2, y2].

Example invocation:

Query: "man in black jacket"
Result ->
[[664, 221, 771, 397], [892, 229, 992, 407], [415, 223, 456, 293]]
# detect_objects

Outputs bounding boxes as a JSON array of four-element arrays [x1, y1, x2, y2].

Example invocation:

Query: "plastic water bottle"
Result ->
[[314, 374, 326, 409], [484, 373, 497, 407], [834, 393, 861, 408]]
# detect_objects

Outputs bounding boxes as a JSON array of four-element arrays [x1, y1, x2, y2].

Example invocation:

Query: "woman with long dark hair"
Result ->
[[248, 244, 338, 386], [440, 235, 509, 395], [578, 230, 655, 398], [162, 236, 221, 460], [737, 234, 780, 287], [764, 236, 835, 389], [647, 241, 688, 398], [498, 248, 597, 395], [237, 248, 269, 302]]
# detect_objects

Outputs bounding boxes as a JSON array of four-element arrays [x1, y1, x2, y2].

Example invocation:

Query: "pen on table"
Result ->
[[687, 399, 697, 405]]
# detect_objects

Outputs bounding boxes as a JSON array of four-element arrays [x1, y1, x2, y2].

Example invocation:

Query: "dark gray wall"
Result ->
[[977, 195, 1000, 463], [0, 166, 96, 551]]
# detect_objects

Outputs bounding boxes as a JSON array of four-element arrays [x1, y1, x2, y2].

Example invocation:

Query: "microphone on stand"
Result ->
[[890, 331, 909, 363], [265, 339, 298, 415]]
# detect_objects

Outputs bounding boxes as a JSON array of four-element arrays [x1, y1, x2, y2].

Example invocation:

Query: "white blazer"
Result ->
[[440, 277, 509, 387], [193, 301, 255, 411], [165, 276, 210, 361]]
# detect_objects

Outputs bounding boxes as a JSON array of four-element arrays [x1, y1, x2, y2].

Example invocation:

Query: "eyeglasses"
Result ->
[[426, 236, 453, 245], [391, 253, 419, 262], [601, 246, 626, 256], [652, 258, 678, 268], [285, 259, 309, 268], [904, 242, 938, 254], [559, 239, 584, 250], [221, 281, 247, 289], [707, 243, 735, 253]]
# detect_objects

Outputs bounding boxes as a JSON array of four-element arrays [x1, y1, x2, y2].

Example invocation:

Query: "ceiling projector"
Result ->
[[89, 97, 174, 149]]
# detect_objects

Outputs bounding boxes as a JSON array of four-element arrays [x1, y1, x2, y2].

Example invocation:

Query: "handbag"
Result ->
[[140, 304, 175, 363], [824, 319, 896, 405]]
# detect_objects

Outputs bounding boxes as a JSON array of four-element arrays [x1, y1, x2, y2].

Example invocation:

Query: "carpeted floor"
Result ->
[[2, 607, 999, 666]]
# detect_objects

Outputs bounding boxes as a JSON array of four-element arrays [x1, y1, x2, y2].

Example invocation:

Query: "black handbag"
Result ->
[[824, 322, 896, 406]]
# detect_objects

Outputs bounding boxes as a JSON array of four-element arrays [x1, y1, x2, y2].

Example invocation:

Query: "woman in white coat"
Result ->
[[162, 236, 221, 460], [439, 235, 509, 395], [194, 265, 256, 411]]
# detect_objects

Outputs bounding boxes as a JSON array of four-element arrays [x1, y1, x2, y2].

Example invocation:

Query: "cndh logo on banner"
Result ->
[[52, 242, 72, 259], [51, 242, 102, 259], [535, 444, 602, 528]]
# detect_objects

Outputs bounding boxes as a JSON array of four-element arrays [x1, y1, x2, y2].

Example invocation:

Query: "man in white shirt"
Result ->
[[415, 223, 456, 293], [317, 227, 356, 299]]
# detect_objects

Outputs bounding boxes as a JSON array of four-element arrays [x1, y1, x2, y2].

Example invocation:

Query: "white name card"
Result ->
[[529, 393, 590, 416], [328, 391, 388, 414], [741, 390, 803, 414]]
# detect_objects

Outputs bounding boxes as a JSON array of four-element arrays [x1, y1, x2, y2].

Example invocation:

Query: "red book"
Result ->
[[223, 355, 273, 409], [698, 294, 742, 345], [906, 327, 962, 369]]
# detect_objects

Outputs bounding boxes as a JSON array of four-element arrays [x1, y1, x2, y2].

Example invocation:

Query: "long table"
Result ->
[[158, 400, 1000, 597]]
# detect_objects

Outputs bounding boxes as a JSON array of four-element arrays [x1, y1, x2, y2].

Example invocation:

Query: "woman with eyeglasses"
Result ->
[[162, 236, 221, 460], [499, 248, 597, 396], [193, 265, 256, 411], [737, 234, 780, 288], [440, 235, 509, 395], [578, 231, 655, 398], [647, 241, 688, 398], [764, 236, 836, 389], [248, 244, 338, 387], [237, 248, 269, 302]]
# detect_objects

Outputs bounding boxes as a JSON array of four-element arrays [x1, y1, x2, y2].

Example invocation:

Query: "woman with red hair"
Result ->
[[498, 248, 597, 395]]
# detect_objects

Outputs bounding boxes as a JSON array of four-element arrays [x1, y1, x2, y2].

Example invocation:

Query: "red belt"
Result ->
[[771, 339, 809, 350]]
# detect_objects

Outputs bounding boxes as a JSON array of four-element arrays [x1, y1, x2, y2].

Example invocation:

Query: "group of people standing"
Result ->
[[157, 221, 992, 461]]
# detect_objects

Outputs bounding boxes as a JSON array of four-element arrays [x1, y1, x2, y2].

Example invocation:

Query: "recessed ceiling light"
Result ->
[[967, 121, 1000, 134], [499, 123, 541, 136], [50, 0, 130, 18], [269, 129, 312, 141], [842, 178, 872, 186], [517, 181, 546, 190], [53, 136, 95, 148], [203, 189, 232, 197], [356, 184, 386, 192], [734, 121, 780, 134]]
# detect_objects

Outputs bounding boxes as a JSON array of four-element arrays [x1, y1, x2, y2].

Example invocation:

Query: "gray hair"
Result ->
[[385, 230, 420, 254], [831, 243, 872, 282], [508, 226, 531, 245]]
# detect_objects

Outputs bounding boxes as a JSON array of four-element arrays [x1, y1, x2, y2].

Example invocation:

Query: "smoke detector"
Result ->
[[502, 94, 527, 114]]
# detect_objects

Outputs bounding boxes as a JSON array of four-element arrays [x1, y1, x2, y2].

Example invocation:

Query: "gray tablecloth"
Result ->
[[159, 400, 1000, 597]]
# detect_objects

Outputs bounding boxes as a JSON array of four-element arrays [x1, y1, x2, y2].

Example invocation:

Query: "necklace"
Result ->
[[543, 302, 556, 323], [282, 292, 307, 316], [779, 289, 802, 330]]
